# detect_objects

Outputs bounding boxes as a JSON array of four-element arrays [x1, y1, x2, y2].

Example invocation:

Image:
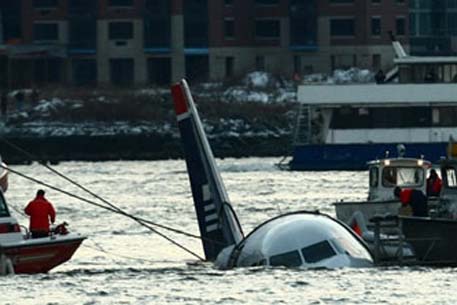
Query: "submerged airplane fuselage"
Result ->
[[171, 80, 374, 269], [216, 212, 373, 269]]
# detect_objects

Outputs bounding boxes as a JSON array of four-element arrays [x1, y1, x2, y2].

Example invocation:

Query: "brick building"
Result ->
[[0, 0, 410, 88]]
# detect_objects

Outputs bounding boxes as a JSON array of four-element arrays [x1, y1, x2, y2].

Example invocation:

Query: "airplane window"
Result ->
[[301, 241, 336, 263], [269, 250, 302, 267]]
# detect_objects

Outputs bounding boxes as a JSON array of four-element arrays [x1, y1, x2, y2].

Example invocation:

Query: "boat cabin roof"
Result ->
[[367, 158, 432, 168], [394, 56, 457, 65], [297, 84, 457, 107]]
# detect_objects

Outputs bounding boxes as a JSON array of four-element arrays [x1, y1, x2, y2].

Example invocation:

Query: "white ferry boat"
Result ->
[[286, 35, 457, 170]]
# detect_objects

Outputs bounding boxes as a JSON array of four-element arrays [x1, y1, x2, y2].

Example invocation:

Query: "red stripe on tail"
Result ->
[[171, 83, 188, 115]]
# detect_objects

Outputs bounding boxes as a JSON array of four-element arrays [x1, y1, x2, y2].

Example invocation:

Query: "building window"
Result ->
[[371, 17, 381, 36], [329, 0, 353, 3], [33, 0, 58, 8], [148, 58, 171, 85], [396, 17, 406, 36], [69, 18, 96, 49], [224, 0, 233, 6], [225, 57, 234, 78], [184, 0, 208, 48], [33, 23, 59, 41], [255, 56, 265, 70], [255, 19, 280, 39], [109, 0, 133, 7], [289, 0, 317, 48], [293, 55, 301, 74], [330, 18, 355, 36], [224, 19, 234, 39], [110, 59, 134, 86], [372, 54, 381, 70], [109, 22, 134, 40], [69, 0, 97, 14], [72, 59, 97, 86], [255, 0, 279, 5]]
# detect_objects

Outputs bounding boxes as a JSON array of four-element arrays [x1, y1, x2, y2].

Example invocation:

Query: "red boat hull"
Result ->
[[3, 237, 85, 274]]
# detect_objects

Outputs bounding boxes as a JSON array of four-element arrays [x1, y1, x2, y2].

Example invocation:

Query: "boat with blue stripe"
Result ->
[[283, 34, 457, 171]]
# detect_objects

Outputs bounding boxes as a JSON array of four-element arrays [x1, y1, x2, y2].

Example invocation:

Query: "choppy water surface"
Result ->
[[2, 158, 457, 304]]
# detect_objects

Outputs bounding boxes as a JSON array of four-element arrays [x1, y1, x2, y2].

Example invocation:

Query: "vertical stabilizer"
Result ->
[[171, 80, 244, 261]]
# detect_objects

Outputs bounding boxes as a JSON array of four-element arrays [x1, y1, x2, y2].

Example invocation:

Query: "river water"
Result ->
[[2, 158, 456, 305]]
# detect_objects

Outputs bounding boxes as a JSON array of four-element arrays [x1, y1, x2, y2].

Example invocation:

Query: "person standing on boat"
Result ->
[[426, 169, 442, 197], [394, 187, 428, 217], [24, 190, 56, 238]]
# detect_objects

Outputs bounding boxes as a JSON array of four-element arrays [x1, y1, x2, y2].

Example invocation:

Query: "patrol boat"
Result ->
[[171, 79, 373, 269], [0, 161, 85, 275], [334, 144, 457, 265], [334, 144, 433, 225]]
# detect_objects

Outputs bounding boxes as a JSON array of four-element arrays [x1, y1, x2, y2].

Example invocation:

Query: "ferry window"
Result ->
[[0, 194, 9, 217], [437, 107, 457, 127], [445, 168, 457, 188], [269, 250, 302, 267], [301, 241, 336, 263], [382, 167, 424, 187], [370, 167, 379, 187]]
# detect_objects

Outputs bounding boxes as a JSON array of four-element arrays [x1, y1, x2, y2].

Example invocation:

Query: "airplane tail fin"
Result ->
[[389, 31, 407, 58], [171, 80, 244, 261]]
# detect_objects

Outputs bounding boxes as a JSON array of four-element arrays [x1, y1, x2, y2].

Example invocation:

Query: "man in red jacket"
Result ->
[[394, 187, 428, 217], [24, 190, 56, 238]]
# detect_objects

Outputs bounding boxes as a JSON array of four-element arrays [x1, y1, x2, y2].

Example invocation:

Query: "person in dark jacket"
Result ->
[[24, 190, 56, 238], [426, 169, 442, 197], [394, 187, 428, 217]]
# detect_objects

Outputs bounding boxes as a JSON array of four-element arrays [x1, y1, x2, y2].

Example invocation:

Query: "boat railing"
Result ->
[[370, 215, 408, 264], [292, 104, 311, 146]]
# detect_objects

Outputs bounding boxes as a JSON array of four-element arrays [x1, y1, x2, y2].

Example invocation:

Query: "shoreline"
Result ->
[[1, 133, 291, 164]]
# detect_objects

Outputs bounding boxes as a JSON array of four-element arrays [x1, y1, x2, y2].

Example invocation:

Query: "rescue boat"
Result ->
[[334, 143, 457, 266], [0, 162, 85, 275]]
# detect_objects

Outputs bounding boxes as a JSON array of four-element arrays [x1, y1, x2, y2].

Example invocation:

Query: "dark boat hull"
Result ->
[[289, 143, 448, 171], [401, 216, 457, 265]]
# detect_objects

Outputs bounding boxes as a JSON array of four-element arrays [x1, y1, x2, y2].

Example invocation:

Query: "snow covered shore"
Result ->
[[0, 69, 374, 163]]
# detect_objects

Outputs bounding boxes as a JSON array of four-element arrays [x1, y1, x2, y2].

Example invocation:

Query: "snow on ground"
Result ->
[[1, 68, 373, 138], [302, 67, 374, 84]]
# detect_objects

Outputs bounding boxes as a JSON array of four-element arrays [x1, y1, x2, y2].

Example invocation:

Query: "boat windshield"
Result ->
[[0, 193, 9, 217], [444, 167, 457, 188], [382, 166, 424, 187]]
